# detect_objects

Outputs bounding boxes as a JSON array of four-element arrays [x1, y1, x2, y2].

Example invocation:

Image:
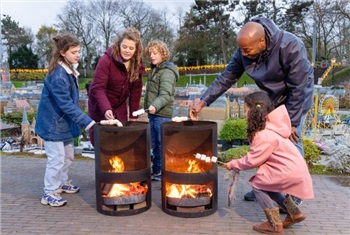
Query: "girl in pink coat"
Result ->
[[225, 91, 314, 234]]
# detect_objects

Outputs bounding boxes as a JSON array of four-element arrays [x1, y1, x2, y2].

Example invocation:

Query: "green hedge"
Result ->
[[322, 66, 350, 86], [219, 118, 248, 141]]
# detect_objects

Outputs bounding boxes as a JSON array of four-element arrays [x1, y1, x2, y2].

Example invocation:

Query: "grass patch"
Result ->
[[308, 164, 336, 175], [309, 164, 350, 176]]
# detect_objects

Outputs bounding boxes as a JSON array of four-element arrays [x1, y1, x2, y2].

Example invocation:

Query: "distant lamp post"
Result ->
[[330, 57, 336, 86]]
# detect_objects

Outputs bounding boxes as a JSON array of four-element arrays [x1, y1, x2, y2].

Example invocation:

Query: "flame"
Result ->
[[166, 159, 212, 199], [166, 183, 212, 199], [104, 155, 147, 198], [187, 160, 202, 173], [109, 155, 125, 172]]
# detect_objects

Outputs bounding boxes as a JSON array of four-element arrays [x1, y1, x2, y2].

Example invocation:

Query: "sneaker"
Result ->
[[57, 180, 80, 194], [41, 192, 67, 207], [152, 172, 161, 177], [244, 190, 256, 201], [151, 172, 161, 181]]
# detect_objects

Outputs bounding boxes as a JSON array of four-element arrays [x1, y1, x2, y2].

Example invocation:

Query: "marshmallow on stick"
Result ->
[[193, 153, 219, 163], [132, 109, 149, 116], [100, 119, 123, 127], [172, 116, 189, 122]]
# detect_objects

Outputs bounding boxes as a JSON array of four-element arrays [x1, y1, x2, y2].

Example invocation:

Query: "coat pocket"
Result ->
[[56, 115, 69, 133]]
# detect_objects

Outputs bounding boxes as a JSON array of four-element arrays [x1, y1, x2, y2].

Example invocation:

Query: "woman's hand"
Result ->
[[104, 110, 114, 120]]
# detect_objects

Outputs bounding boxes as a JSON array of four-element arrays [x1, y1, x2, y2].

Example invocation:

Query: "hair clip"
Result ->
[[256, 104, 261, 108]]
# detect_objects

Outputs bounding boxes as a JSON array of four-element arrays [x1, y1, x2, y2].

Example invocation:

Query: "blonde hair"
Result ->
[[48, 32, 79, 75], [111, 27, 143, 82], [146, 40, 170, 62]]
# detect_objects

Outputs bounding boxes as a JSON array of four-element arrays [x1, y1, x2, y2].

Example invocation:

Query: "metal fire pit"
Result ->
[[94, 122, 151, 216], [161, 121, 218, 218]]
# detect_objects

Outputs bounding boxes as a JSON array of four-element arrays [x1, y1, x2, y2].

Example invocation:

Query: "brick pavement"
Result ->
[[1, 155, 349, 235]]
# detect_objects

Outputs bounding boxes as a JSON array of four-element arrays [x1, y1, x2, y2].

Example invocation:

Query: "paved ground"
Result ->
[[1, 155, 349, 235]]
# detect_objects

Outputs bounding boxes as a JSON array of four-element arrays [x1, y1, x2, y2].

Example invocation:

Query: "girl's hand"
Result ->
[[224, 163, 232, 170]]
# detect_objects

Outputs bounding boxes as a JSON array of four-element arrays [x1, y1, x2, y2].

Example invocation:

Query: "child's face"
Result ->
[[148, 47, 163, 66], [61, 45, 80, 64], [120, 39, 136, 62], [244, 103, 250, 120]]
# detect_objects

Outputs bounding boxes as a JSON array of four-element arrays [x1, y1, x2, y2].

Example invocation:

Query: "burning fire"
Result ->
[[166, 159, 212, 199], [103, 155, 147, 198]]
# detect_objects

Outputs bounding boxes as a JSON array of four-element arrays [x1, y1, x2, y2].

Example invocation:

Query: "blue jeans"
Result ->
[[149, 114, 171, 174], [44, 140, 74, 193], [253, 187, 287, 210]]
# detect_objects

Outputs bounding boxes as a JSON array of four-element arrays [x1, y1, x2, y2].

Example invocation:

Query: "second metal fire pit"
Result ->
[[161, 121, 218, 218]]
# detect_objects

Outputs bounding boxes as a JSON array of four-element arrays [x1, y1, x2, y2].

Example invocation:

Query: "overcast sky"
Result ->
[[1, 0, 194, 34]]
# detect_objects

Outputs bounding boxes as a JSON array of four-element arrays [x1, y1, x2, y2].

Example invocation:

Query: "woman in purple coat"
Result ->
[[225, 92, 314, 234], [88, 28, 145, 145]]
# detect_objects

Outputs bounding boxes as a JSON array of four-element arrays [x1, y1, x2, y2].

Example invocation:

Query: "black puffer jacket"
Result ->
[[201, 16, 314, 126]]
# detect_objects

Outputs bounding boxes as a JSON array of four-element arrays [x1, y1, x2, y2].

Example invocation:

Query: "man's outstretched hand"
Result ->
[[289, 126, 299, 143], [190, 98, 206, 120]]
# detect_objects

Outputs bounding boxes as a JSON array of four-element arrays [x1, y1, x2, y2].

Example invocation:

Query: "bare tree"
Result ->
[[117, 0, 176, 60], [301, 0, 350, 62], [56, 0, 97, 77], [87, 0, 122, 50]]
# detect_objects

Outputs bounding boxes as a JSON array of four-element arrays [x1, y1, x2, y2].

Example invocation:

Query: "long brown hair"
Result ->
[[48, 32, 80, 75], [111, 27, 143, 82], [244, 91, 275, 142]]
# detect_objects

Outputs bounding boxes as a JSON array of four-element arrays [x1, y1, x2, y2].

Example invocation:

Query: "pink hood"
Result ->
[[265, 105, 291, 139]]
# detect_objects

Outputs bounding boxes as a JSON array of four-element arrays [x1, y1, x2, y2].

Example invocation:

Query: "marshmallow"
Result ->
[[205, 156, 211, 163], [172, 116, 189, 122], [211, 156, 218, 163], [132, 109, 145, 116], [200, 154, 207, 161], [100, 119, 123, 126], [195, 153, 201, 159]]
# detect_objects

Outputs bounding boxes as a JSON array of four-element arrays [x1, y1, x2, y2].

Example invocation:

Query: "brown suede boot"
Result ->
[[253, 207, 284, 234], [282, 195, 306, 228]]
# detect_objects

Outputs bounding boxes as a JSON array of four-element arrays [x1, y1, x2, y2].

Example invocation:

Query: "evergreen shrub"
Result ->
[[303, 138, 321, 166], [219, 118, 247, 141]]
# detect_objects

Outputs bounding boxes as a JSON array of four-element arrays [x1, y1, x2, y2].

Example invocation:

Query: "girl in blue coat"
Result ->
[[36, 33, 95, 207]]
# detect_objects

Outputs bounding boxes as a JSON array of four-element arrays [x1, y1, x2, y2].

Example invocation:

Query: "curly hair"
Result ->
[[145, 40, 170, 62], [244, 91, 275, 142], [111, 27, 143, 83], [48, 32, 80, 75]]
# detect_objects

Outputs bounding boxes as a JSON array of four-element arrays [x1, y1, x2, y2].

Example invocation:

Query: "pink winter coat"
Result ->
[[229, 105, 314, 199]]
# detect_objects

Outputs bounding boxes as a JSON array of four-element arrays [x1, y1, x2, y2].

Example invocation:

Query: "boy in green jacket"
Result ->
[[144, 40, 179, 180]]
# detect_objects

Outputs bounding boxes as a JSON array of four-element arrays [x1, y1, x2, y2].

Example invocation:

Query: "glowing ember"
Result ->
[[103, 155, 147, 198], [166, 159, 212, 199], [166, 183, 212, 199]]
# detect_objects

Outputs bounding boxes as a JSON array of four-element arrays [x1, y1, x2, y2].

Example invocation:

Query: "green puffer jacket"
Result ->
[[144, 61, 179, 118]]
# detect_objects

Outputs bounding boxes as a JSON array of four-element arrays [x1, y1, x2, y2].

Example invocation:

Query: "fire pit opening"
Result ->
[[161, 121, 218, 218], [94, 122, 151, 216]]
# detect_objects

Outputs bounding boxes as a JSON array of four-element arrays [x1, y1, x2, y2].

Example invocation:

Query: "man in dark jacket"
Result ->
[[191, 16, 314, 203]]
